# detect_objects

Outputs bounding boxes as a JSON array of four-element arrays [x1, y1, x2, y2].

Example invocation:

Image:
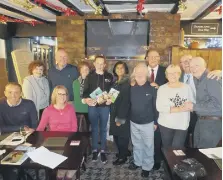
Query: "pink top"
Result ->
[[37, 104, 78, 132]]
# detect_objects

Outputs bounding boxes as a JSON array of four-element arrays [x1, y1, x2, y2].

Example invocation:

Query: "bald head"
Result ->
[[180, 55, 192, 73], [55, 48, 68, 68], [189, 57, 207, 78]]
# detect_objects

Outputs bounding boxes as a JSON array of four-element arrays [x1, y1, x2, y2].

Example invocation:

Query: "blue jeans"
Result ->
[[194, 119, 222, 148], [88, 106, 110, 151], [130, 121, 154, 171]]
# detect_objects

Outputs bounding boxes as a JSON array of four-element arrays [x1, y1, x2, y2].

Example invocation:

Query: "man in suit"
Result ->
[[179, 55, 222, 147], [145, 50, 167, 170]]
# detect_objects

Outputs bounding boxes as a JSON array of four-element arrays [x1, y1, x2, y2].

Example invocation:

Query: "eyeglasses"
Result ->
[[58, 93, 67, 96]]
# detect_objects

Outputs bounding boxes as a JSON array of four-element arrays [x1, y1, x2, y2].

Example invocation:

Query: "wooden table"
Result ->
[[162, 148, 222, 180], [0, 131, 90, 180]]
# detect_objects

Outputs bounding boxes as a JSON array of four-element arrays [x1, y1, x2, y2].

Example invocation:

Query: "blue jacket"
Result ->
[[48, 64, 79, 101]]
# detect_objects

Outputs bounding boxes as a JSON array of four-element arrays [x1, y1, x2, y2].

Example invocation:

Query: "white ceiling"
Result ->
[[179, 0, 222, 20], [0, 0, 56, 21], [105, 4, 175, 13], [0, 0, 221, 22]]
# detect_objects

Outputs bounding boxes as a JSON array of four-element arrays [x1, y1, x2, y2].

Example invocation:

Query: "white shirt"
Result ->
[[156, 83, 195, 130], [148, 65, 159, 81], [7, 99, 22, 107], [184, 73, 196, 100]]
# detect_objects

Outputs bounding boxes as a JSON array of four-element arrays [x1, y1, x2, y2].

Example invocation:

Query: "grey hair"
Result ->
[[130, 62, 150, 86]]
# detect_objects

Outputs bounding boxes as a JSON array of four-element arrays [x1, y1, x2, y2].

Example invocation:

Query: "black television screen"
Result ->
[[85, 20, 150, 60]]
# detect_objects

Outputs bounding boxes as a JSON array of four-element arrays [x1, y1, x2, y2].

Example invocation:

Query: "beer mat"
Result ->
[[42, 137, 68, 147]]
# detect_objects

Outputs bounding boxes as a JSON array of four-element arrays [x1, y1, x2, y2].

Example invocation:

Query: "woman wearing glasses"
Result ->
[[37, 85, 77, 180]]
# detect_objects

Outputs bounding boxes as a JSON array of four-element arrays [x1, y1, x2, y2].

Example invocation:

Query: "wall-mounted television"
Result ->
[[85, 20, 150, 60]]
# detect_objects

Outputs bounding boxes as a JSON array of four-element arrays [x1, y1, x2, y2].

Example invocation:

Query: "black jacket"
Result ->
[[155, 65, 168, 86], [83, 70, 113, 107], [109, 77, 131, 137], [130, 81, 158, 125]]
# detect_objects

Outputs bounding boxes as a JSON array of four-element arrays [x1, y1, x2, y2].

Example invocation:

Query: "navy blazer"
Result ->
[[155, 65, 168, 86]]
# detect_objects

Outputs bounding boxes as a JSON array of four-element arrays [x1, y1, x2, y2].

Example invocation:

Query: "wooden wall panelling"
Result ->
[[171, 46, 222, 71]]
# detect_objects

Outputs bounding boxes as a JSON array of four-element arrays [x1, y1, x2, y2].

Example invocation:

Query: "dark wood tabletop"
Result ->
[[0, 131, 90, 170], [162, 148, 222, 180]]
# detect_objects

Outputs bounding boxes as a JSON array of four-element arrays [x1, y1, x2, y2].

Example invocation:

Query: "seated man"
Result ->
[[0, 82, 38, 180], [184, 57, 222, 148], [0, 82, 38, 133]]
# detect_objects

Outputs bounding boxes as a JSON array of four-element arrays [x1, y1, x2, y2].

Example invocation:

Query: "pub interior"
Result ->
[[0, 0, 222, 180]]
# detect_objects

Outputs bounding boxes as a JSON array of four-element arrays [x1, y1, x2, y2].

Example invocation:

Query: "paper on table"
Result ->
[[199, 147, 222, 159], [27, 146, 67, 169]]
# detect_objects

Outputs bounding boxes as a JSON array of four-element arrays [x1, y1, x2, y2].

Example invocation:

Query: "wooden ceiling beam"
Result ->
[[58, 0, 84, 16], [193, 0, 222, 21], [0, 2, 49, 23], [104, 0, 176, 5], [29, 0, 62, 16], [170, 0, 179, 14]]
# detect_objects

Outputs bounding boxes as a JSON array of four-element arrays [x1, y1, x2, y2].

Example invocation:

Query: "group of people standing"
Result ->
[[0, 48, 222, 179]]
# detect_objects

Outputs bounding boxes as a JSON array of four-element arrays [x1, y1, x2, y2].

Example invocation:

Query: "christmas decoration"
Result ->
[[214, 5, 222, 15], [34, 0, 77, 16], [82, 0, 102, 14], [137, 0, 145, 13], [0, 15, 43, 26], [178, 0, 187, 11], [11, 0, 36, 11]]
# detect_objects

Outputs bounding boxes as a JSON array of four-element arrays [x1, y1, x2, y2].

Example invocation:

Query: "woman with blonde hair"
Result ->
[[156, 64, 195, 148], [37, 85, 77, 180], [128, 63, 158, 178]]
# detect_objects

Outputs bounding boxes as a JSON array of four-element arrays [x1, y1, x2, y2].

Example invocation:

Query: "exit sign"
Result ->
[[191, 23, 219, 35]]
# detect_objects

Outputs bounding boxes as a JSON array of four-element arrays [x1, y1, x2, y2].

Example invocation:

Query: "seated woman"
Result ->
[[73, 61, 91, 131], [37, 85, 77, 180], [156, 64, 195, 148], [22, 60, 50, 119], [107, 61, 131, 166]]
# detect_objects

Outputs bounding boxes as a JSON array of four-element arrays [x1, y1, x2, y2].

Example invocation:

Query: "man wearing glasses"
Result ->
[[179, 55, 221, 147]]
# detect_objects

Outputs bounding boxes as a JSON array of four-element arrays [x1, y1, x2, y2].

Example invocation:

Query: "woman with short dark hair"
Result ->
[[108, 61, 131, 165], [73, 61, 91, 131], [22, 60, 50, 119]]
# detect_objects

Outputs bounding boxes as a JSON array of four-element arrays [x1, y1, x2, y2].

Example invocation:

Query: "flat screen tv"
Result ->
[[85, 20, 150, 60]]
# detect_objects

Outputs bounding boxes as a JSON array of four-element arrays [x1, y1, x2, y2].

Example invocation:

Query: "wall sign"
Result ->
[[191, 23, 219, 35]]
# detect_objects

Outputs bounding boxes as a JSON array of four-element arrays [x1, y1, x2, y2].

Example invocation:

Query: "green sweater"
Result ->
[[73, 79, 88, 113]]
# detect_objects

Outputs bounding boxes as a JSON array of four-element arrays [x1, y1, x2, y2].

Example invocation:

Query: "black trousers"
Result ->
[[76, 112, 90, 132], [154, 127, 163, 164], [185, 112, 197, 147], [159, 125, 187, 148], [39, 108, 45, 120], [113, 135, 129, 159]]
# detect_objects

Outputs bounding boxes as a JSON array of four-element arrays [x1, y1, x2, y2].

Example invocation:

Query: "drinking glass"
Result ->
[[20, 127, 27, 143]]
